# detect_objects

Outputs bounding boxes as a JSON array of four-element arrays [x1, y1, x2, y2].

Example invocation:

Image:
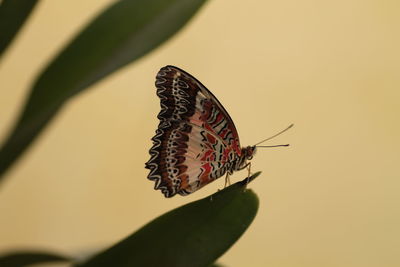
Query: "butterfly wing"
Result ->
[[146, 66, 242, 197]]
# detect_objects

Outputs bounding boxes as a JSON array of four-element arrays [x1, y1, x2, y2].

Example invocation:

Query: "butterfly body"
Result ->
[[146, 66, 255, 197]]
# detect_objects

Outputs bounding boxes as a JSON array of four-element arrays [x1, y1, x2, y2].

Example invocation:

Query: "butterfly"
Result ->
[[145, 66, 290, 198]]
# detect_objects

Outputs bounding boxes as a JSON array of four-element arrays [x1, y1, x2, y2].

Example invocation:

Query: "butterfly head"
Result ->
[[243, 146, 257, 160]]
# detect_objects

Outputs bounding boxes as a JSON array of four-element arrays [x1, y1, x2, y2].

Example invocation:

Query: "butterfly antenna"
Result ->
[[257, 144, 290, 148], [254, 124, 294, 146]]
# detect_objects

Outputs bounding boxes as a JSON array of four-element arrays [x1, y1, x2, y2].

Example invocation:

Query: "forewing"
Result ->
[[155, 65, 241, 152]]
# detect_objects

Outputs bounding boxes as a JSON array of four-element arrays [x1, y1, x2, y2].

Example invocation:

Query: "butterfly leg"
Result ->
[[224, 173, 231, 188], [237, 161, 252, 177], [237, 162, 253, 188], [246, 162, 252, 178]]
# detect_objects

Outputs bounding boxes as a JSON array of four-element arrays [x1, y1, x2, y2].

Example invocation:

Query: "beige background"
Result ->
[[1, 0, 399, 266]]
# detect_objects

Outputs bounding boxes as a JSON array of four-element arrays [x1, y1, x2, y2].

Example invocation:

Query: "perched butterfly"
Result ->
[[146, 66, 290, 197]]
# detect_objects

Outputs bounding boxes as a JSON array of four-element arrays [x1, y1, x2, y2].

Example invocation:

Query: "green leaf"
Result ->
[[0, 0, 208, 179], [79, 172, 261, 267], [208, 263, 226, 267], [0, 251, 71, 267], [0, 0, 39, 58]]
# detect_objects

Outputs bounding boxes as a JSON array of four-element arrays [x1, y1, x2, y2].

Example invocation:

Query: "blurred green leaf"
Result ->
[[79, 172, 260, 267], [0, 0, 39, 58], [0, 0, 208, 180], [0, 250, 71, 267]]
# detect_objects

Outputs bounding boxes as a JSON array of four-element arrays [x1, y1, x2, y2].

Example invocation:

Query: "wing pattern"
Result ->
[[146, 66, 242, 197]]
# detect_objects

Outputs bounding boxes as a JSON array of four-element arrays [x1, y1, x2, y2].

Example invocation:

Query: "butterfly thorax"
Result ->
[[228, 145, 256, 174]]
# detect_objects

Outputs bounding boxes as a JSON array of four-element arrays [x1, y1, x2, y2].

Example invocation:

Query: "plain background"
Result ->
[[0, 1, 399, 266]]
